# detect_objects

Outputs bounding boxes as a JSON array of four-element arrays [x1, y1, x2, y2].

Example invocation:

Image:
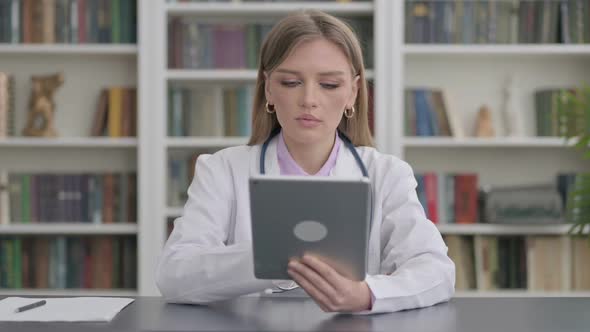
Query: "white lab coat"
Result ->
[[156, 135, 455, 314]]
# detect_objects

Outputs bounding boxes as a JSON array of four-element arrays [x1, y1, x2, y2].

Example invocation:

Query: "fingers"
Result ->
[[299, 255, 345, 290], [289, 260, 340, 303], [287, 266, 332, 312]]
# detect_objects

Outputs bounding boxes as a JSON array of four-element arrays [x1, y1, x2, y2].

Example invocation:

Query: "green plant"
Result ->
[[557, 86, 590, 236]]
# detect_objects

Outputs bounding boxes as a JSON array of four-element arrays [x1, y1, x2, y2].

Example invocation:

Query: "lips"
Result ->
[[296, 115, 322, 128], [296, 114, 321, 122]]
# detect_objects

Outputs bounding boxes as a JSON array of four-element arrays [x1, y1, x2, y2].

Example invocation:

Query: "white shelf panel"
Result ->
[[0, 137, 138, 148], [0, 289, 138, 297], [0, 44, 137, 55], [167, 69, 258, 82], [167, 137, 249, 148], [404, 44, 590, 56], [0, 223, 139, 235], [167, 69, 374, 82], [455, 290, 590, 298], [166, 2, 374, 16], [437, 224, 582, 235], [403, 137, 571, 148], [166, 208, 184, 218]]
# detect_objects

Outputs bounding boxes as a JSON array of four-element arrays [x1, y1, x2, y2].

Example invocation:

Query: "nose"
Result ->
[[300, 83, 318, 109]]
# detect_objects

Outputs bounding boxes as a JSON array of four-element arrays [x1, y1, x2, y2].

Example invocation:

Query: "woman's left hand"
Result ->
[[287, 254, 372, 313]]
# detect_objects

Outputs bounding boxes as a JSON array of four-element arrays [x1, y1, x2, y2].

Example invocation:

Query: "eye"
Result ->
[[320, 83, 340, 89], [280, 80, 300, 87]]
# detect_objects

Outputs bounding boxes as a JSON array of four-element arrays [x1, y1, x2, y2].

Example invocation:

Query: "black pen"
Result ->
[[14, 300, 47, 313]]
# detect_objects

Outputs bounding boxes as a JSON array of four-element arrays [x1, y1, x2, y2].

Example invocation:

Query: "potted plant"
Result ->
[[557, 86, 590, 235]]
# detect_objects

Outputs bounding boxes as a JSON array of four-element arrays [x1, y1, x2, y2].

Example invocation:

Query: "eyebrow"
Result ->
[[274, 69, 346, 76]]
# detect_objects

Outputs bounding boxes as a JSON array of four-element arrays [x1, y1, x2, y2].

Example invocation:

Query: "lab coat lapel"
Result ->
[[331, 142, 364, 177]]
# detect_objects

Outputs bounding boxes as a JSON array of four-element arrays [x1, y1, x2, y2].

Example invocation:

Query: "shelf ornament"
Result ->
[[22, 72, 64, 137]]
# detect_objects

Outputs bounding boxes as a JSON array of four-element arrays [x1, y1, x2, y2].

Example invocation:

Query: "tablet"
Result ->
[[249, 175, 371, 281]]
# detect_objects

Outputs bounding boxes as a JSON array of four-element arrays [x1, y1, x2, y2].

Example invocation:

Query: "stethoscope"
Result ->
[[259, 128, 373, 294]]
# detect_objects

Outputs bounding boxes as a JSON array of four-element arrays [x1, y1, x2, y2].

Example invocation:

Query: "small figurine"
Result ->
[[475, 104, 495, 137], [22, 72, 64, 137]]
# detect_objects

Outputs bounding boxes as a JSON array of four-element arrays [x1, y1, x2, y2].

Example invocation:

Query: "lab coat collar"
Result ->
[[259, 134, 363, 177]]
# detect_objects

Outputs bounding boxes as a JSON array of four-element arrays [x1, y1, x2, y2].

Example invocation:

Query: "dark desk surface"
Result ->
[[2, 295, 590, 332]]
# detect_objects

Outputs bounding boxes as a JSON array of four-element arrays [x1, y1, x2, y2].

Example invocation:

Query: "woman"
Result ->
[[156, 10, 455, 314]]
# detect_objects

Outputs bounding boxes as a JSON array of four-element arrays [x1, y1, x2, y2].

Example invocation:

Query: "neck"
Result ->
[[282, 131, 336, 175]]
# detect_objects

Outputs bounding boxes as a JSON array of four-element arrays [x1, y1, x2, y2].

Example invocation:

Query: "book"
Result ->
[[526, 236, 568, 291]]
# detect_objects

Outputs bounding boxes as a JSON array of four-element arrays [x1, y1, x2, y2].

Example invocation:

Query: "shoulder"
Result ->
[[356, 146, 414, 178], [193, 145, 259, 181], [196, 144, 258, 166]]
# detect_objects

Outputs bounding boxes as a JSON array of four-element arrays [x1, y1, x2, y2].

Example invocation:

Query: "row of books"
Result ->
[[414, 172, 583, 225], [0, 0, 137, 44], [446, 234, 590, 291], [405, 0, 590, 44], [168, 18, 373, 69], [0, 172, 137, 224], [404, 88, 462, 137], [415, 173, 478, 224], [168, 85, 254, 137], [0, 72, 15, 138], [91, 87, 137, 137], [0, 236, 137, 289], [168, 20, 273, 69], [535, 88, 588, 137], [405, 87, 589, 138]]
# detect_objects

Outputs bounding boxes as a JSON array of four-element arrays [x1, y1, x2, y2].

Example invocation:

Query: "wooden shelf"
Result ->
[[0, 223, 139, 235], [0, 289, 138, 296], [404, 44, 590, 56], [167, 137, 249, 148], [0, 137, 138, 148], [455, 290, 590, 298], [0, 44, 137, 55], [166, 2, 374, 17], [437, 224, 582, 235], [167, 69, 374, 82], [403, 137, 572, 148]]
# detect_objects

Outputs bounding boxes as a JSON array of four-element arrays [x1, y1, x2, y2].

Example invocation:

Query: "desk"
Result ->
[[1, 295, 590, 332]]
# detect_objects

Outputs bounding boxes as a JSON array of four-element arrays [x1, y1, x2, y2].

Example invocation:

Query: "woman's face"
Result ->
[[264, 38, 359, 145]]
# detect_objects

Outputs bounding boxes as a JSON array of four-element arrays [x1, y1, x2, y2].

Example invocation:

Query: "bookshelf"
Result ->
[[402, 136, 576, 148], [399, 0, 590, 296], [436, 224, 589, 236], [0, 44, 138, 55], [145, 0, 590, 297], [0, 0, 139, 296], [0, 289, 138, 297], [0, 223, 138, 235], [164, 1, 375, 16], [403, 44, 590, 56], [0, 137, 138, 148], [167, 137, 249, 148]]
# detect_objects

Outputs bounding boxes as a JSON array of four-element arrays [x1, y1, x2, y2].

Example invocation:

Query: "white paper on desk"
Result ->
[[0, 297, 134, 322]]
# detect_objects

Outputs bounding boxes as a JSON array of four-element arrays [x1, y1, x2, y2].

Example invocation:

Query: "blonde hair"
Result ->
[[247, 10, 374, 147]]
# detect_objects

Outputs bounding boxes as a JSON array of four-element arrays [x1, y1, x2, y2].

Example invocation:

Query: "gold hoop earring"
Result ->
[[265, 102, 275, 114], [344, 106, 355, 119]]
